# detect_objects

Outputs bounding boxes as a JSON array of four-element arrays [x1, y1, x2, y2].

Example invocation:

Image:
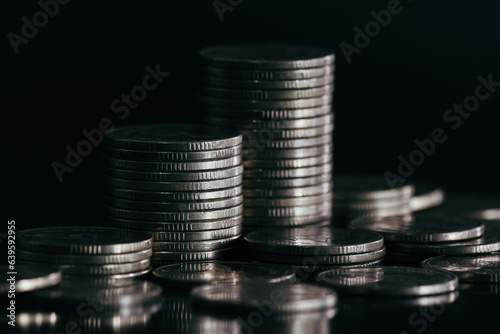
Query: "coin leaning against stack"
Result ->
[[16, 226, 153, 277], [198, 44, 335, 229], [103, 123, 244, 265]]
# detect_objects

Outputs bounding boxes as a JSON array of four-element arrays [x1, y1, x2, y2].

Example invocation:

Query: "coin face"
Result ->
[[348, 215, 485, 242], [421, 254, 500, 283], [1, 264, 61, 294], [199, 44, 334, 69], [190, 281, 338, 313], [244, 227, 384, 255], [104, 123, 242, 151], [17, 226, 152, 255], [153, 261, 295, 288], [316, 266, 458, 296]]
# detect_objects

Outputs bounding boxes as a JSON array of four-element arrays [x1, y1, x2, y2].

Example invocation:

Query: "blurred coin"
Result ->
[[152, 235, 241, 252], [151, 225, 242, 242], [243, 182, 332, 198], [243, 173, 331, 188], [200, 75, 333, 90], [151, 247, 238, 262], [244, 193, 331, 207], [200, 65, 334, 80], [199, 85, 334, 100], [427, 191, 500, 220], [316, 266, 458, 296], [203, 104, 331, 120], [17, 248, 152, 265], [243, 212, 333, 227], [244, 202, 332, 218], [387, 235, 500, 255], [200, 94, 332, 109], [244, 153, 332, 169], [20, 258, 151, 275], [241, 123, 333, 140], [104, 155, 242, 171], [1, 264, 61, 294], [421, 254, 500, 283], [243, 144, 332, 160], [332, 174, 414, 200], [410, 183, 446, 211], [244, 163, 331, 179], [237, 134, 332, 150]]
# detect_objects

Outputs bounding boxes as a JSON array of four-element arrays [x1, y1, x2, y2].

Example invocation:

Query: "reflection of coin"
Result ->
[[422, 254, 500, 283], [316, 266, 458, 296], [0, 264, 61, 294]]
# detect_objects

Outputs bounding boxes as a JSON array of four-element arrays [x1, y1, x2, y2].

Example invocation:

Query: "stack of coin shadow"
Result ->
[[243, 225, 386, 280], [102, 124, 244, 265], [16, 226, 153, 277], [198, 44, 334, 231], [332, 174, 415, 226], [347, 213, 500, 266]]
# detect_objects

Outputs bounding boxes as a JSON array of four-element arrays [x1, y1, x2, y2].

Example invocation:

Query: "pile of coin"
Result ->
[[198, 44, 334, 229], [332, 174, 415, 225], [243, 226, 385, 279], [17, 226, 153, 277], [347, 214, 499, 265], [103, 124, 244, 264]]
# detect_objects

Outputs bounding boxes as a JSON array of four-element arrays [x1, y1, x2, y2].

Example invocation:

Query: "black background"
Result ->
[[1, 1, 500, 332]]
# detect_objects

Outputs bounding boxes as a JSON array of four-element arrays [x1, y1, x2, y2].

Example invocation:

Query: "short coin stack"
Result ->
[[243, 225, 385, 280], [103, 124, 244, 264], [332, 174, 415, 226], [17, 226, 153, 277], [198, 44, 335, 230]]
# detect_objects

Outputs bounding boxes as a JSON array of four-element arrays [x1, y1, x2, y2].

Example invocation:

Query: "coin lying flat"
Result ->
[[17, 248, 152, 265], [243, 153, 332, 169], [105, 215, 242, 232], [104, 123, 242, 152], [104, 145, 242, 162], [203, 105, 332, 120], [242, 134, 333, 150], [410, 183, 446, 212], [200, 65, 334, 80], [243, 213, 333, 227], [200, 94, 332, 109], [387, 235, 500, 255], [244, 193, 331, 207], [244, 202, 332, 218], [104, 155, 242, 172], [152, 235, 241, 252], [151, 225, 242, 242], [421, 254, 500, 283], [199, 44, 334, 70], [151, 247, 238, 262], [17, 226, 152, 255], [190, 281, 337, 313], [348, 215, 484, 242], [200, 75, 333, 90], [243, 145, 332, 161], [332, 174, 414, 200], [244, 227, 384, 255], [243, 173, 331, 189], [243, 182, 332, 198], [315, 266, 458, 296], [200, 85, 334, 100], [1, 264, 62, 294], [153, 261, 295, 288], [244, 163, 331, 179], [241, 123, 334, 140]]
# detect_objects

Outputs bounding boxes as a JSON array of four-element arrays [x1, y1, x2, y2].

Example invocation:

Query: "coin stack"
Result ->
[[347, 214, 494, 265], [332, 174, 415, 226], [17, 226, 153, 277], [243, 226, 385, 280], [198, 44, 334, 230], [102, 124, 244, 265]]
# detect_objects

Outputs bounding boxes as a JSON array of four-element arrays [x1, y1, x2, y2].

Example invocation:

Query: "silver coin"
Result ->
[[208, 114, 333, 130], [199, 44, 334, 70], [20, 258, 151, 275], [1, 264, 61, 294], [333, 204, 412, 219], [28, 277, 162, 306], [190, 281, 337, 313], [17, 248, 152, 265], [348, 214, 485, 242], [153, 261, 295, 288], [105, 215, 242, 232], [241, 135, 332, 150], [104, 155, 242, 171], [243, 144, 332, 160], [151, 225, 242, 241], [388, 235, 500, 255], [104, 185, 242, 202], [243, 182, 332, 198], [241, 124, 334, 140], [151, 247, 238, 262], [200, 64, 334, 80], [200, 75, 333, 90], [422, 254, 500, 283], [17, 226, 152, 255], [104, 123, 242, 152], [428, 191, 500, 220], [244, 163, 331, 179], [410, 184, 446, 212], [103, 174, 243, 191], [105, 204, 243, 222], [244, 193, 332, 207], [200, 94, 332, 109], [243, 211, 332, 227], [244, 227, 384, 255], [316, 266, 458, 296], [199, 85, 334, 100], [243, 173, 331, 188], [152, 235, 241, 252], [105, 195, 243, 212], [104, 145, 241, 161], [104, 165, 243, 181], [332, 174, 414, 200], [333, 197, 410, 211], [244, 202, 332, 218], [244, 153, 332, 169], [248, 248, 385, 265], [203, 104, 331, 120], [292, 259, 384, 280]]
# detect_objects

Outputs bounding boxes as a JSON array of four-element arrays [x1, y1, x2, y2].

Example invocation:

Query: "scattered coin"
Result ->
[[421, 254, 500, 283], [1, 264, 61, 294]]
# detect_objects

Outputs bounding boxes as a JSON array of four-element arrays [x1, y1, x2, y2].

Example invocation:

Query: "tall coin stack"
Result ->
[[103, 124, 244, 265], [198, 44, 335, 230]]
